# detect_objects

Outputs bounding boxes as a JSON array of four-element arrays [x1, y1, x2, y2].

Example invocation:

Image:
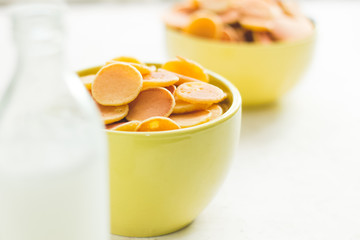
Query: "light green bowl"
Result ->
[[165, 28, 316, 106], [78, 64, 242, 237]]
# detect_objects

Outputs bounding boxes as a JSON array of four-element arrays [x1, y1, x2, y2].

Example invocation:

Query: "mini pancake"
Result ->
[[106, 61, 155, 75], [126, 87, 175, 121], [278, 0, 301, 17], [221, 26, 240, 41], [136, 117, 180, 132], [92, 63, 143, 106], [240, 17, 274, 31], [162, 56, 209, 82], [97, 103, 129, 124], [170, 110, 212, 128], [272, 16, 313, 41], [142, 71, 179, 89], [165, 0, 313, 45], [80, 74, 96, 90], [189, 0, 200, 9], [234, 28, 246, 42], [268, 3, 285, 18], [176, 82, 227, 104], [129, 63, 156, 75], [106, 120, 141, 131], [253, 31, 273, 44], [163, 9, 191, 30], [106, 121, 124, 130], [198, 0, 229, 13], [184, 11, 222, 39], [219, 9, 239, 24], [158, 69, 203, 85], [173, 1, 198, 13], [236, 0, 273, 19], [173, 97, 211, 114], [165, 85, 176, 95], [207, 104, 223, 120], [112, 56, 143, 64]]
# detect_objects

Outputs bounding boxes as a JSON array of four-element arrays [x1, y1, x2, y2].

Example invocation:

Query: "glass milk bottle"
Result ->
[[0, 3, 109, 240]]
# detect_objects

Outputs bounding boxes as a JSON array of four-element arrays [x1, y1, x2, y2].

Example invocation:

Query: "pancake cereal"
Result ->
[[164, 0, 314, 43], [80, 56, 229, 132]]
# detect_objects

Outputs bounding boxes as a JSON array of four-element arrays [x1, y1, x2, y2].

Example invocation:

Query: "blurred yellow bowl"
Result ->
[[165, 28, 316, 106], [77, 64, 242, 237]]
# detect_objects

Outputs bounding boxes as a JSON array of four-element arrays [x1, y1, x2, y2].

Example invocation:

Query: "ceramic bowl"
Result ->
[[77, 64, 242, 237]]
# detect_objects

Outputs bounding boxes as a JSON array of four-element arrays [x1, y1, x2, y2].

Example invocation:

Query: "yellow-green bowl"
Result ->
[[77, 64, 242, 237], [165, 28, 316, 106]]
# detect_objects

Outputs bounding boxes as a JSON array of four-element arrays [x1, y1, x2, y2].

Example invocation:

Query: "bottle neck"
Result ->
[[12, 3, 66, 70], [10, 3, 71, 94]]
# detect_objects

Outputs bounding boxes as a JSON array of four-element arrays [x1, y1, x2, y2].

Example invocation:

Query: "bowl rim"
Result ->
[[165, 25, 316, 49], [77, 63, 242, 137]]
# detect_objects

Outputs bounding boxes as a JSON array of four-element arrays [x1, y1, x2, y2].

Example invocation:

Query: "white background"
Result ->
[[1, 1, 360, 240]]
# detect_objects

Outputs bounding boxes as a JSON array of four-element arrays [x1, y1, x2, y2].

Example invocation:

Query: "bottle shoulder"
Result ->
[[0, 75, 108, 177], [0, 72, 106, 150]]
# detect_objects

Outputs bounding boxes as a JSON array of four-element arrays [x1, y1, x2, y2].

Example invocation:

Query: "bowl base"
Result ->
[[111, 220, 193, 238]]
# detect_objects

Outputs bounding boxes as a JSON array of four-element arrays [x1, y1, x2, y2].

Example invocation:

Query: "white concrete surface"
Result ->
[[0, 1, 360, 239]]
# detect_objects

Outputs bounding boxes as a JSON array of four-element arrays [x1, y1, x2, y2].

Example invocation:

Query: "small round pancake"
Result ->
[[129, 63, 155, 75], [184, 12, 222, 39], [92, 63, 143, 106], [170, 110, 212, 128], [199, 0, 229, 13], [97, 103, 129, 124], [219, 9, 239, 24], [106, 121, 124, 130], [136, 117, 180, 132], [207, 104, 223, 120], [221, 26, 240, 41], [106, 121, 141, 131], [272, 16, 313, 41], [253, 31, 273, 44], [278, 0, 301, 17], [240, 17, 274, 31], [106, 61, 155, 75], [158, 69, 203, 85], [234, 28, 246, 42], [173, 97, 211, 114], [80, 74, 95, 90], [236, 0, 273, 19], [176, 82, 227, 104], [163, 9, 191, 30], [162, 56, 209, 82], [173, 1, 198, 13], [142, 71, 179, 88], [112, 56, 143, 64], [126, 87, 175, 121]]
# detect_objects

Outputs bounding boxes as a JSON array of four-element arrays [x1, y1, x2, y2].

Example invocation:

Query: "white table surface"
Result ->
[[1, 1, 360, 240]]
